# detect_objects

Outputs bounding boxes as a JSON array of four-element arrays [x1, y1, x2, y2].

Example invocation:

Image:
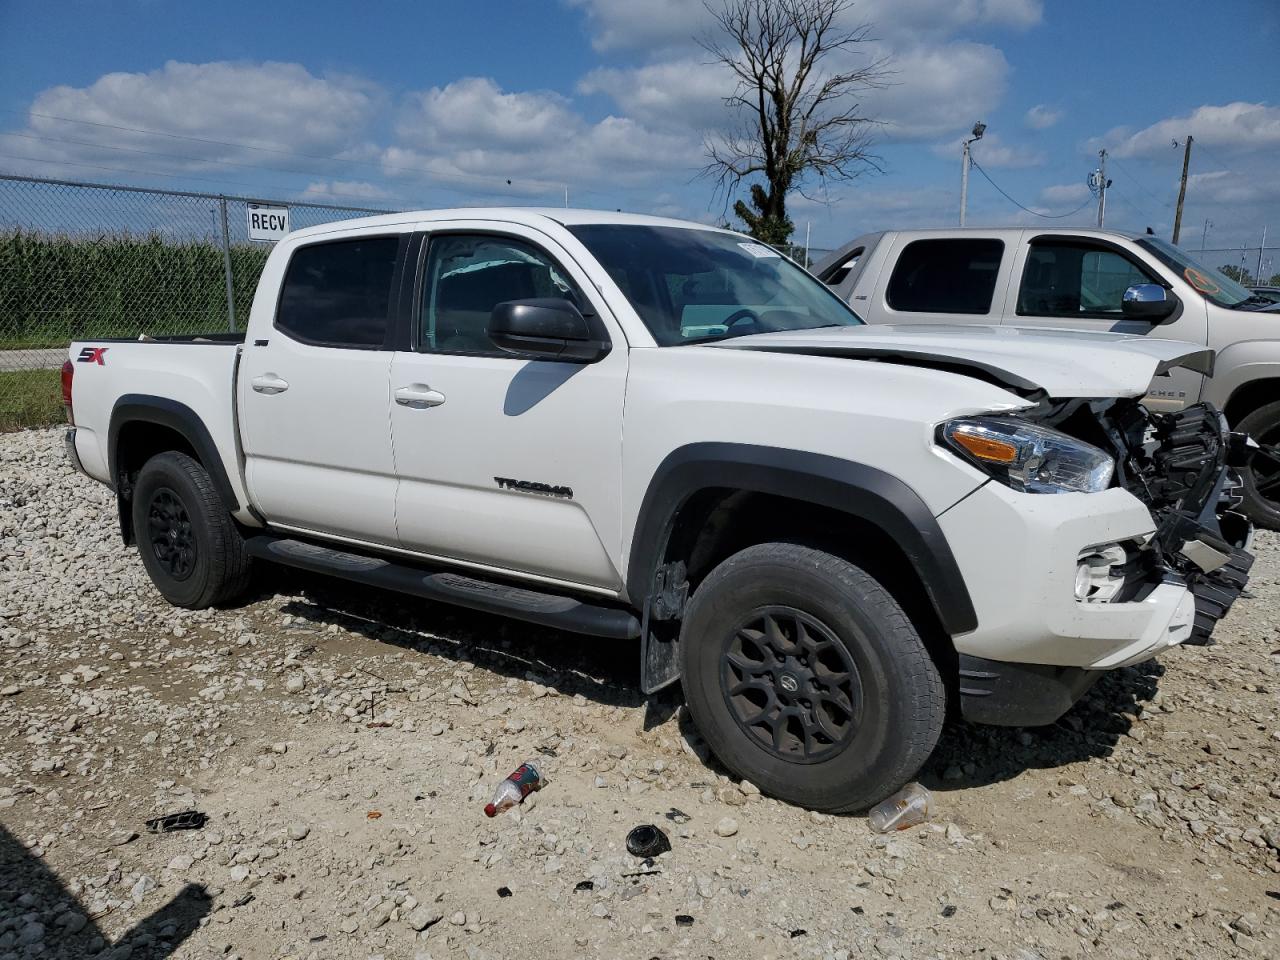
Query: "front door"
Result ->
[[1005, 233, 1210, 410], [389, 225, 628, 592], [238, 231, 408, 545]]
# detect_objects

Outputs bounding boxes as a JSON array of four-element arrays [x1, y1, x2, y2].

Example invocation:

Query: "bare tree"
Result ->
[[702, 0, 887, 244]]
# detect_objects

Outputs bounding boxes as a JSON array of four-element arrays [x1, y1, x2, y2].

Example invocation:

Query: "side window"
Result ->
[[1018, 241, 1155, 317], [276, 236, 399, 347], [822, 247, 864, 287], [885, 239, 1004, 314], [420, 234, 586, 354]]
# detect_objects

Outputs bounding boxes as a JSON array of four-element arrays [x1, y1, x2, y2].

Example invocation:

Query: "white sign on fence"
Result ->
[[246, 203, 290, 242]]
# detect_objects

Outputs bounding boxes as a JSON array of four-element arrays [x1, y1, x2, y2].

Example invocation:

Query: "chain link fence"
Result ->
[[0, 173, 392, 429], [1196, 247, 1277, 287]]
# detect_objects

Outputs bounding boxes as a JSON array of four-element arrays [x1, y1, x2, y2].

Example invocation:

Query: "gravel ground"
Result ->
[[1, 427, 1278, 960]]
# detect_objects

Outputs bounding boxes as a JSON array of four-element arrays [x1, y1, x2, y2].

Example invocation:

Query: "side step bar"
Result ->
[[244, 535, 641, 640]]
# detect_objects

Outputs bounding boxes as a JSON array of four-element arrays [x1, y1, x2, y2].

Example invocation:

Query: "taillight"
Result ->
[[61, 360, 74, 424]]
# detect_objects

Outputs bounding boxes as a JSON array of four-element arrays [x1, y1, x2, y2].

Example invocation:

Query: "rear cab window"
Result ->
[[276, 236, 401, 348], [885, 238, 1005, 315]]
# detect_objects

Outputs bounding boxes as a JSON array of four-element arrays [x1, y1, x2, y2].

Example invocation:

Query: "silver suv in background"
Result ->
[[815, 229, 1280, 527]]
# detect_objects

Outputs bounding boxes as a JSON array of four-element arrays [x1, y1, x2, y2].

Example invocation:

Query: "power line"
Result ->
[[968, 158, 1094, 220], [1107, 156, 1173, 210], [0, 150, 423, 205], [7, 109, 636, 200]]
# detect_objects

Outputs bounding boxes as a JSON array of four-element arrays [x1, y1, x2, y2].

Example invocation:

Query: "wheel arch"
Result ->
[[1222, 376, 1280, 426], [626, 443, 978, 638], [109, 395, 239, 543]]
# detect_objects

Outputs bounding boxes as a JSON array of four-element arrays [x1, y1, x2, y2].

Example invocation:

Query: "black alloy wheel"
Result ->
[[147, 488, 196, 580], [721, 606, 862, 763]]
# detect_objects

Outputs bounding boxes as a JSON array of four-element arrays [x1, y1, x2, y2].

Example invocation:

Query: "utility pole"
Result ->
[[804, 220, 812, 268], [958, 121, 986, 227], [1257, 226, 1268, 284], [1172, 135, 1193, 245], [1200, 218, 1213, 254], [1096, 149, 1109, 228]]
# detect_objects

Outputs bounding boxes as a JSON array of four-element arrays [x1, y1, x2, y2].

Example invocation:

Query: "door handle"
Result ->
[[251, 374, 289, 395], [394, 384, 446, 409]]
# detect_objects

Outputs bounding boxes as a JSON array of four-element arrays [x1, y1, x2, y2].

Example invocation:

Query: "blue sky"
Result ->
[[0, 0, 1277, 258]]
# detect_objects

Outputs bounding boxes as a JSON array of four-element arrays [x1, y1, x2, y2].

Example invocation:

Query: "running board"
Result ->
[[244, 535, 641, 640]]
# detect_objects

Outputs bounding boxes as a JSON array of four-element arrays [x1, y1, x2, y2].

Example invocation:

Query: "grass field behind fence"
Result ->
[[0, 229, 269, 348], [0, 369, 62, 431]]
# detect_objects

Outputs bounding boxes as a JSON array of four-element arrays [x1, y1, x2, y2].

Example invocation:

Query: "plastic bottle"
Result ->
[[484, 761, 544, 817], [867, 782, 932, 833]]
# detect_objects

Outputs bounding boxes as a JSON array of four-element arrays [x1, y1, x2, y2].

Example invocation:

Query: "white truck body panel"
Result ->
[[65, 208, 1244, 678]]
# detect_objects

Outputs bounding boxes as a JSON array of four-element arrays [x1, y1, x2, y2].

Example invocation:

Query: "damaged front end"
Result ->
[[1038, 398, 1255, 646]]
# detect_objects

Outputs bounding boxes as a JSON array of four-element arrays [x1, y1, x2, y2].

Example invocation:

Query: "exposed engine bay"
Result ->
[[1035, 398, 1254, 645]]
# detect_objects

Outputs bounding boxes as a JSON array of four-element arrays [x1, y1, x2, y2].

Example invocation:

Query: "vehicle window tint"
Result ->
[[276, 237, 399, 347], [420, 234, 585, 354], [822, 247, 863, 287], [1018, 242, 1155, 317], [885, 239, 1004, 314]]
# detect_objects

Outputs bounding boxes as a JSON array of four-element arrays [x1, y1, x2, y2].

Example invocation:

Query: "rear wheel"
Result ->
[[679, 542, 944, 813], [131, 451, 252, 608], [1236, 400, 1280, 530]]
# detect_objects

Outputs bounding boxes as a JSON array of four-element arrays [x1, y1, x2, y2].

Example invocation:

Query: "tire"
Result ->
[[680, 543, 944, 813], [131, 451, 252, 609], [1236, 400, 1280, 530]]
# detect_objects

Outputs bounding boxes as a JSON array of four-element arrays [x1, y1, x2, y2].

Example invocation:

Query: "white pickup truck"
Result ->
[[814, 228, 1280, 527], [62, 210, 1253, 812]]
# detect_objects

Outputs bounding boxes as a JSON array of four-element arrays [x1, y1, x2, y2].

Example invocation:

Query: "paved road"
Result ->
[[0, 348, 66, 371]]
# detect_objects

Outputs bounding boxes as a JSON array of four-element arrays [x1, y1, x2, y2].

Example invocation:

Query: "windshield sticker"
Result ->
[[738, 242, 781, 259], [1184, 267, 1221, 295]]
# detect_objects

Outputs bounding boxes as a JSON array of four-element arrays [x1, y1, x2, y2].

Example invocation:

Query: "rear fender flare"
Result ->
[[108, 395, 239, 539]]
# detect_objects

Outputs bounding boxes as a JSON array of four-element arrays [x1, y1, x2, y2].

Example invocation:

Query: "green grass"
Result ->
[[0, 369, 64, 432]]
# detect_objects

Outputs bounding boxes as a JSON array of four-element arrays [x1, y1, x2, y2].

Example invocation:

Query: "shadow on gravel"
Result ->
[[924, 660, 1165, 792], [270, 570, 684, 729], [0, 822, 210, 958]]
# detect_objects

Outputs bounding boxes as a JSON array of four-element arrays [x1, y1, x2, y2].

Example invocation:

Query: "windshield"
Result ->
[[1136, 237, 1255, 308], [567, 224, 863, 345]]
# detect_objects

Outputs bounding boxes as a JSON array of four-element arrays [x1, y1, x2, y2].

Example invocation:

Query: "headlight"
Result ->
[[940, 416, 1115, 494]]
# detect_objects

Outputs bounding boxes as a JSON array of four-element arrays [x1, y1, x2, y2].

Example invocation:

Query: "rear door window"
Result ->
[[885, 238, 1004, 315], [276, 236, 400, 348]]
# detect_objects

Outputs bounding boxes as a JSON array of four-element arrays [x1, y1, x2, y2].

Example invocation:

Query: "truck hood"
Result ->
[[711, 323, 1214, 399]]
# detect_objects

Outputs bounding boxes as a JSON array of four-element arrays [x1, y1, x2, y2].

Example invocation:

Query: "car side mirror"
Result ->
[[488, 298, 610, 363], [1122, 283, 1179, 323]]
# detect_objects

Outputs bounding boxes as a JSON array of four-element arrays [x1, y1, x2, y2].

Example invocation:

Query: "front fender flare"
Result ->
[[626, 442, 978, 636]]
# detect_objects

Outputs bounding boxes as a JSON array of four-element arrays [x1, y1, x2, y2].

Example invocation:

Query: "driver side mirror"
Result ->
[[488, 298, 610, 363], [1122, 283, 1179, 323]]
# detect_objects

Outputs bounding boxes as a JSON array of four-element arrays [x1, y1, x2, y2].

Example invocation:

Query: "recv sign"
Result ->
[[247, 203, 290, 242]]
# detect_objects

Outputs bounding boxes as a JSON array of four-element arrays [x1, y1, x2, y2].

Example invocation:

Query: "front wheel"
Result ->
[[131, 451, 252, 608], [1236, 400, 1280, 530], [679, 543, 944, 813]]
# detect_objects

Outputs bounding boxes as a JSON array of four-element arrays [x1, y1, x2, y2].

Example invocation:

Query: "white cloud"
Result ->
[[1025, 104, 1061, 129], [300, 179, 394, 203], [1040, 182, 1089, 204], [577, 58, 732, 132], [866, 42, 1010, 141], [385, 78, 703, 201], [567, 0, 1042, 52], [930, 132, 1043, 169], [1098, 102, 1280, 159], [17, 60, 379, 176]]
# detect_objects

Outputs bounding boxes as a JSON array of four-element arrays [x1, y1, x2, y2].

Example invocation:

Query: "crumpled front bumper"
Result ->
[[940, 402, 1254, 727]]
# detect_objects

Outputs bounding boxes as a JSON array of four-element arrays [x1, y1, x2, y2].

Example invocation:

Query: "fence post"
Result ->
[[218, 197, 237, 332]]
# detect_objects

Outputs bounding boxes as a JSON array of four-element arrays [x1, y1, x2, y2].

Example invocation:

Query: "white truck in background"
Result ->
[[62, 209, 1252, 812], [814, 228, 1280, 527]]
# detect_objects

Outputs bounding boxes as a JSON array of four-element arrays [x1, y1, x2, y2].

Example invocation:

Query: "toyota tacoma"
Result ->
[[62, 210, 1253, 811]]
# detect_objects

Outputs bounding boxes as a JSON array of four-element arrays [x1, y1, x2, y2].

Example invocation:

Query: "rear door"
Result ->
[[872, 235, 1011, 325], [387, 223, 628, 591], [238, 230, 410, 545], [1004, 233, 1210, 408]]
